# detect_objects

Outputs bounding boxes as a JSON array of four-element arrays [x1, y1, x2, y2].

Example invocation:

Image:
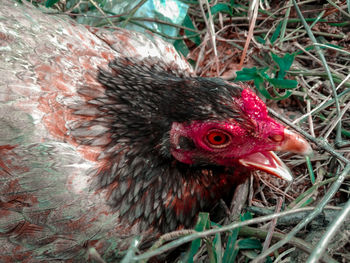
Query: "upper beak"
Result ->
[[276, 129, 313, 155], [239, 129, 312, 182]]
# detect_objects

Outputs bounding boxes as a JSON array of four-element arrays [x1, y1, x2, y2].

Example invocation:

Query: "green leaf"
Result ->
[[240, 212, 253, 221], [256, 67, 270, 79], [174, 39, 189, 57], [237, 238, 262, 250], [235, 67, 259, 81], [270, 21, 282, 44], [195, 212, 211, 231], [45, 0, 60, 7], [267, 78, 298, 89], [222, 227, 239, 263], [183, 15, 201, 45], [324, 43, 344, 49], [255, 80, 292, 100], [212, 232, 222, 263], [272, 88, 293, 100], [271, 53, 295, 79], [211, 3, 233, 16], [185, 212, 210, 263], [256, 36, 266, 44], [235, 67, 295, 100]]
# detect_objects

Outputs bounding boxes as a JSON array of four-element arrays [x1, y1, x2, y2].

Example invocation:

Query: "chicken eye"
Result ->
[[206, 130, 231, 148]]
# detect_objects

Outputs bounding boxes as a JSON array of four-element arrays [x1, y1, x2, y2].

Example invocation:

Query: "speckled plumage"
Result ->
[[0, 1, 311, 262]]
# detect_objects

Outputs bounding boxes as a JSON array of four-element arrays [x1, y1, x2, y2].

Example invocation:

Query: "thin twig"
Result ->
[[87, 0, 115, 27], [238, 0, 259, 69], [252, 164, 350, 262], [199, 0, 219, 75], [292, 0, 342, 145], [324, 101, 350, 140], [239, 226, 336, 263], [121, 0, 148, 27], [133, 208, 326, 260], [258, 198, 283, 263], [307, 196, 350, 262], [269, 108, 350, 165]]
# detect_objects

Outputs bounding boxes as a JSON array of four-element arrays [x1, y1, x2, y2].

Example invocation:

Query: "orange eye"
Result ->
[[206, 130, 231, 148]]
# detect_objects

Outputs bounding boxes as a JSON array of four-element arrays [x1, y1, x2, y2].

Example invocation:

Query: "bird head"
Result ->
[[169, 88, 311, 182], [88, 57, 312, 232]]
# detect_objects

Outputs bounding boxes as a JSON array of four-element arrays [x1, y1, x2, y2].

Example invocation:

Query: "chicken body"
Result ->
[[0, 1, 311, 262]]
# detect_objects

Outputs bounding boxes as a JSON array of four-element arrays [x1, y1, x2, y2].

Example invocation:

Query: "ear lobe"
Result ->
[[170, 122, 188, 147], [170, 122, 194, 164], [178, 136, 196, 151]]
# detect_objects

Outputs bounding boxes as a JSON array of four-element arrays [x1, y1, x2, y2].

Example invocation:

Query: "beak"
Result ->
[[276, 129, 313, 155], [238, 129, 312, 182]]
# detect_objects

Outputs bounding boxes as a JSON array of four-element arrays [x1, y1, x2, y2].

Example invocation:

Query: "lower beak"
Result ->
[[238, 129, 312, 182], [239, 151, 293, 181]]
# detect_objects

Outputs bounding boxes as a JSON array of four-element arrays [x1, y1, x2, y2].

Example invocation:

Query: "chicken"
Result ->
[[0, 1, 312, 262]]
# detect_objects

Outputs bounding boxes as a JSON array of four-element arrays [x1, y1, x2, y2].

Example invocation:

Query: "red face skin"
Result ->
[[170, 88, 286, 167]]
